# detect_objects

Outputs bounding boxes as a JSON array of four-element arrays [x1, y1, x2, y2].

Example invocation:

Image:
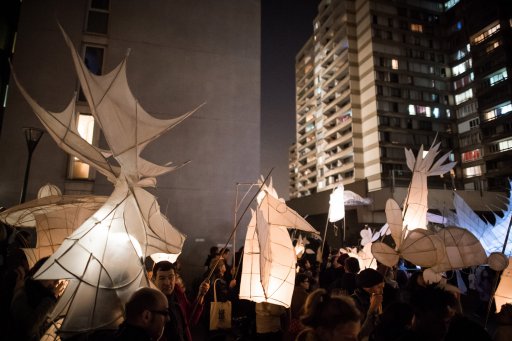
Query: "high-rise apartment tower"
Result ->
[[290, 0, 512, 199]]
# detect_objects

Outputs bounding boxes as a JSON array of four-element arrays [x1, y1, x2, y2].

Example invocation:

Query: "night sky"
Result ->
[[261, 0, 320, 198]]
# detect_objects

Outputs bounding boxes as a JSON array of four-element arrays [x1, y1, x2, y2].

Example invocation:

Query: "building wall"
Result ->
[[0, 0, 261, 280]]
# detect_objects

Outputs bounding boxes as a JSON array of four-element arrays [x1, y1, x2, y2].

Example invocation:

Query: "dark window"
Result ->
[[86, 0, 109, 34], [79, 45, 104, 101]]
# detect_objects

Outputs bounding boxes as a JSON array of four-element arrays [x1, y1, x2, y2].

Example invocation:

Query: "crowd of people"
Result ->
[[1, 240, 512, 341]]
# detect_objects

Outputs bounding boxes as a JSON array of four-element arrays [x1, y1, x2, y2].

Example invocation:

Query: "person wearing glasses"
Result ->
[[115, 287, 170, 341], [152, 261, 210, 341]]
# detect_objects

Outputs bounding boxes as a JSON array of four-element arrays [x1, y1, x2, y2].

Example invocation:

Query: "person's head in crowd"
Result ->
[[301, 288, 361, 341], [298, 258, 312, 271], [410, 286, 458, 339], [124, 287, 169, 340], [296, 273, 310, 290], [344, 257, 360, 274], [221, 248, 230, 258], [336, 253, 350, 269], [27, 256, 61, 292], [209, 246, 219, 256], [356, 268, 384, 294], [152, 261, 176, 296], [210, 258, 227, 277], [497, 303, 512, 319]]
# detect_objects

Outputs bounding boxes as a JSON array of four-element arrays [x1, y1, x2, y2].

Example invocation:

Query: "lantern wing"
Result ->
[[261, 192, 318, 234], [254, 209, 295, 308], [10, 69, 119, 182], [399, 229, 446, 268], [239, 210, 265, 302], [385, 199, 404, 248], [430, 226, 487, 273], [59, 24, 200, 182]]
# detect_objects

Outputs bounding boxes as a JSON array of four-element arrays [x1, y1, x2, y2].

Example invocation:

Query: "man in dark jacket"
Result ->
[[351, 268, 384, 340], [152, 261, 210, 341], [115, 287, 170, 341]]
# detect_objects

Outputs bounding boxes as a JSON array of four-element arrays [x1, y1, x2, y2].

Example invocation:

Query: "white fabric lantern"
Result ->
[[239, 183, 318, 308], [10, 26, 195, 333], [328, 184, 345, 223]]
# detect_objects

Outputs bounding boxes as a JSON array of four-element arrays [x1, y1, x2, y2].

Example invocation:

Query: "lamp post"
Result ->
[[19, 127, 44, 203]]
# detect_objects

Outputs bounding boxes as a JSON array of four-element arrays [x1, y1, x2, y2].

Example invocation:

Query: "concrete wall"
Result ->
[[0, 0, 261, 282]]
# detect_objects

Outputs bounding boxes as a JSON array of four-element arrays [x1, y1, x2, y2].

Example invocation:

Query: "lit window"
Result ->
[[410, 24, 423, 32], [488, 68, 508, 86], [444, 0, 460, 10], [463, 165, 482, 178], [472, 23, 500, 44], [461, 149, 481, 162], [486, 40, 501, 53], [453, 73, 474, 90], [433, 107, 440, 118], [392, 59, 399, 70], [70, 114, 95, 179], [455, 88, 473, 105], [483, 102, 512, 120], [496, 139, 512, 152], [452, 59, 472, 76], [408, 104, 415, 115]]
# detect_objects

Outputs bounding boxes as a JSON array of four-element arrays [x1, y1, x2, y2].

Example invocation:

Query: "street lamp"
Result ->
[[19, 127, 44, 203]]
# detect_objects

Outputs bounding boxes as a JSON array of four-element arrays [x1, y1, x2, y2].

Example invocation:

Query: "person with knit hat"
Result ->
[[351, 268, 384, 341]]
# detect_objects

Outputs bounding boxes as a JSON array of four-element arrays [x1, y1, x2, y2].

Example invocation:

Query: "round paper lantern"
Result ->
[[400, 229, 445, 268], [488, 252, 509, 271], [37, 183, 62, 198], [431, 226, 487, 272]]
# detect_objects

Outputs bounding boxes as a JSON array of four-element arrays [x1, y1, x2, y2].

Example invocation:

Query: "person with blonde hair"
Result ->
[[296, 288, 360, 341]]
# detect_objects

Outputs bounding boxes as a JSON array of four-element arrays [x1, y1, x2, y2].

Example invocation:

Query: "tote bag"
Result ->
[[209, 279, 232, 330]]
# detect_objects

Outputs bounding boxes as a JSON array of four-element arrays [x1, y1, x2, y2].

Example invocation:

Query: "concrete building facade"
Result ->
[[0, 0, 261, 280]]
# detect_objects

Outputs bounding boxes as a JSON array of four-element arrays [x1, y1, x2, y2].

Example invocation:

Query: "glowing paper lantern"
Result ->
[[431, 226, 487, 273], [452, 182, 512, 255], [329, 184, 345, 222], [11, 26, 196, 334], [150, 252, 181, 264], [38, 183, 62, 198], [400, 229, 445, 268], [239, 182, 318, 308], [495, 257, 512, 313], [0, 194, 106, 267], [402, 142, 456, 231], [488, 252, 509, 272]]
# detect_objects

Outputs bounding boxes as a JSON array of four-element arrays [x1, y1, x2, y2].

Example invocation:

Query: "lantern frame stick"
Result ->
[[233, 181, 260, 267], [190, 168, 273, 321]]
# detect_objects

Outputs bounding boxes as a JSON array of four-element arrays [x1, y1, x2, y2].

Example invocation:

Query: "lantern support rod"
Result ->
[[190, 168, 273, 322], [19, 127, 44, 203], [233, 181, 260, 271]]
